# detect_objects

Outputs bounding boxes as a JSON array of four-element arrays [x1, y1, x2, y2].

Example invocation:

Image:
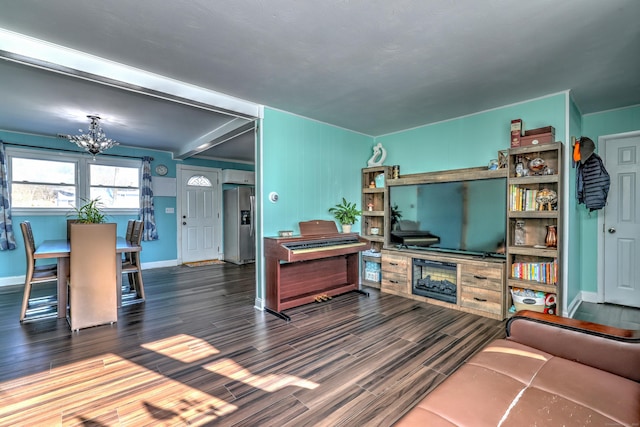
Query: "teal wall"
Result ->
[[579, 104, 640, 293], [566, 96, 583, 305], [261, 108, 373, 236], [0, 130, 253, 279], [377, 93, 567, 174]]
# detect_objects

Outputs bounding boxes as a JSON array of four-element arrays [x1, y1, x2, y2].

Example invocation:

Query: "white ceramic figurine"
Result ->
[[367, 143, 387, 167]]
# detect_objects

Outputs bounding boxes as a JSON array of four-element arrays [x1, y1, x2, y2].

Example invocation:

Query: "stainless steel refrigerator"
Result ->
[[223, 186, 255, 264]]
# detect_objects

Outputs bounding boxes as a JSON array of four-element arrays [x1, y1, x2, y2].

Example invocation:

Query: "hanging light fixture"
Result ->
[[67, 115, 118, 159]]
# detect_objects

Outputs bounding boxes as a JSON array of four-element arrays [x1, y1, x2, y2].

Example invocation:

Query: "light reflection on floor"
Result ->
[[0, 333, 319, 425]]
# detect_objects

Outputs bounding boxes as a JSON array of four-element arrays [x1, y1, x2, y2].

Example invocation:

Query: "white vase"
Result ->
[[341, 224, 352, 233]]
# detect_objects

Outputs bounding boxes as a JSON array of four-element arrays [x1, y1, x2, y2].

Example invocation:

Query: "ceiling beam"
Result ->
[[174, 119, 255, 160], [0, 28, 263, 120]]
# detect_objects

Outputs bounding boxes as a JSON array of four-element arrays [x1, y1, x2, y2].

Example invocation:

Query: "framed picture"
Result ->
[[498, 150, 508, 168]]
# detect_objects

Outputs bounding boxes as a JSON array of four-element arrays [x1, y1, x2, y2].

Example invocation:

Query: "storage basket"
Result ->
[[510, 289, 546, 313], [365, 270, 381, 282], [365, 261, 381, 283]]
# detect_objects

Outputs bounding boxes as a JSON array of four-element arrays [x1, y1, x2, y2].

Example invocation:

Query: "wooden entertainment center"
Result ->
[[377, 166, 508, 320], [365, 142, 563, 320], [381, 247, 506, 320]]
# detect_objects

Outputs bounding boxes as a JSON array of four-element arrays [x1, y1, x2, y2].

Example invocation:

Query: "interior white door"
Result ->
[[603, 134, 640, 307], [179, 167, 221, 263]]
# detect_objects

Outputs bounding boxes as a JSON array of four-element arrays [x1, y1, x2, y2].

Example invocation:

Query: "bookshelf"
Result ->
[[506, 142, 563, 316], [361, 166, 391, 288]]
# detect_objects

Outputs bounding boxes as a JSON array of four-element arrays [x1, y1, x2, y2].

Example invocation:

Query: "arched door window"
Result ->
[[187, 175, 212, 187]]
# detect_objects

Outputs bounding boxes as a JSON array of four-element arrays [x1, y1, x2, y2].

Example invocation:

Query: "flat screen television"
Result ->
[[389, 177, 506, 258]]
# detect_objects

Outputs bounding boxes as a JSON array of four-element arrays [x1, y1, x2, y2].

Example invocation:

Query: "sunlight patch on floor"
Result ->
[[141, 333, 220, 363], [205, 358, 319, 392], [0, 353, 237, 426]]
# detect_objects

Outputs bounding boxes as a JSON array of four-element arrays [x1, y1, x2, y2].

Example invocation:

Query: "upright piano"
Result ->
[[264, 220, 370, 320]]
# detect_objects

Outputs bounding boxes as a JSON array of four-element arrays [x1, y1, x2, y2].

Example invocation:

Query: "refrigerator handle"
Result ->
[[249, 195, 255, 237]]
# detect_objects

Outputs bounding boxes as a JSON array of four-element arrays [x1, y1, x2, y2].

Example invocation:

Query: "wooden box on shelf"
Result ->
[[506, 142, 563, 316]]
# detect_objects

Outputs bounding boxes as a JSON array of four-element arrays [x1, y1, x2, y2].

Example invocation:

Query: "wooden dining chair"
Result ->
[[125, 219, 135, 242], [121, 219, 136, 265], [19, 221, 58, 322], [122, 220, 145, 300], [68, 222, 117, 330]]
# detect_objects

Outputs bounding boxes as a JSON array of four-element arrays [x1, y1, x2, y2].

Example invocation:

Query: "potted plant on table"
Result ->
[[329, 197, 361, 233], [70, 198, 107, 223]]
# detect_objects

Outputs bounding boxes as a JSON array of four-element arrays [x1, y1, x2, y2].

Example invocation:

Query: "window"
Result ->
[[187, 175, 212, 187], [10, 157, 77, 208], [8, 148, 141, 213], [89, 164, 140, 208]]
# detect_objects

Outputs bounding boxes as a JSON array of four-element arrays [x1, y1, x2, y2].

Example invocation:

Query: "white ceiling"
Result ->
[[0, 0, 638, 163]]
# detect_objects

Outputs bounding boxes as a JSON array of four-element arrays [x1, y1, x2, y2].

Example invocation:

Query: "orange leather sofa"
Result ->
[[396, 310, 640, 426]]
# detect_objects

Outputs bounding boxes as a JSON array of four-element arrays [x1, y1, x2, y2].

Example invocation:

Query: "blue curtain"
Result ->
[[139, 156, 159, 241], [0, 142, 16, 250]]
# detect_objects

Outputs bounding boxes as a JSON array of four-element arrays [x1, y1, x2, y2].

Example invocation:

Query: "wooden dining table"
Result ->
[[34, 237, 142, 318]]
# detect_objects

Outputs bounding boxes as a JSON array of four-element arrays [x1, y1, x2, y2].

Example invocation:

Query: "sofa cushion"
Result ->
[[395, 338, 640, 426], [529, 356, 640, 426], [500, 387, 623, 426], [398, 363, 526, 426], [467, 339, 552, 383]]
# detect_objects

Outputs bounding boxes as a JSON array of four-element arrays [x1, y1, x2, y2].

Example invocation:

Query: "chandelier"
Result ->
[[67, 115, 118, 158]]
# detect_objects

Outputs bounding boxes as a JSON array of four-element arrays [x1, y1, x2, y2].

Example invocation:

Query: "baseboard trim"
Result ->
[[140, 260, 178, 269], [0, 260, 179, 287], [566, 293, 582, 318], [254, 297, 264, 311], [580, 291, 600, 303], [0, 275, 23, 288]]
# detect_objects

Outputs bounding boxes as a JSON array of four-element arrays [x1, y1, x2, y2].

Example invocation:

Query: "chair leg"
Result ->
[[135, 270, 145, 300], [20, 282, 33, 322]]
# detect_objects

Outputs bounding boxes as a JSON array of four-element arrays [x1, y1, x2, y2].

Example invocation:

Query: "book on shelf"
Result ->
[[509, 185, 539, 212], [510, 259, 558, 284]]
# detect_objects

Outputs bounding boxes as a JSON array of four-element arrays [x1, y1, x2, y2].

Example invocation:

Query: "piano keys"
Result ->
[[264, 220, 371, 320]]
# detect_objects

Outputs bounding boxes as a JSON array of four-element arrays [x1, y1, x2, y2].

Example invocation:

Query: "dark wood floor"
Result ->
[[0, 263, 507, 426], [573, 301, 640, 330]]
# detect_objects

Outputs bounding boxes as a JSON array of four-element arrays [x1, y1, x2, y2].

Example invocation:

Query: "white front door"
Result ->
[[178, 166, 222, 263], [602, 133, 640, 308]]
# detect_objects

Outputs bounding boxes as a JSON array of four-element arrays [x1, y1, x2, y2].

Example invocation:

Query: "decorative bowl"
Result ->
[[528, 157, 546, 173]]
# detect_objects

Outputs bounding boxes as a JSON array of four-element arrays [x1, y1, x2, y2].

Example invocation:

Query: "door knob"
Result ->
[[608, 227, 616, 233], [182, 221, 187, 225]]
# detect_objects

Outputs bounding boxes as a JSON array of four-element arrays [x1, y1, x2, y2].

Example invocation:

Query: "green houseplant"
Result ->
[[329, 197, 361, 233], [391, 203, 403, 230], [70, 198, 107, 223]]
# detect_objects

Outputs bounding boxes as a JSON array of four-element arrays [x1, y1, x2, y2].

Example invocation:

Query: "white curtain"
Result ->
[[139, 156, 159, 241]]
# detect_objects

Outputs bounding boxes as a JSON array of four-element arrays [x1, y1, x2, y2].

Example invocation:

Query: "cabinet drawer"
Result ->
[[461, 266, 503, 292], [460, 286, 502, 315], [381, 271, 408, 294], [382, 254, 409, 274]]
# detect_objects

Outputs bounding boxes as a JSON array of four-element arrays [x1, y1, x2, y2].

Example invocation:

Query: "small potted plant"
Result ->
[[70, 197, 107, 223], [391, 203, 403, 230], [329, 197, 361, 233]]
